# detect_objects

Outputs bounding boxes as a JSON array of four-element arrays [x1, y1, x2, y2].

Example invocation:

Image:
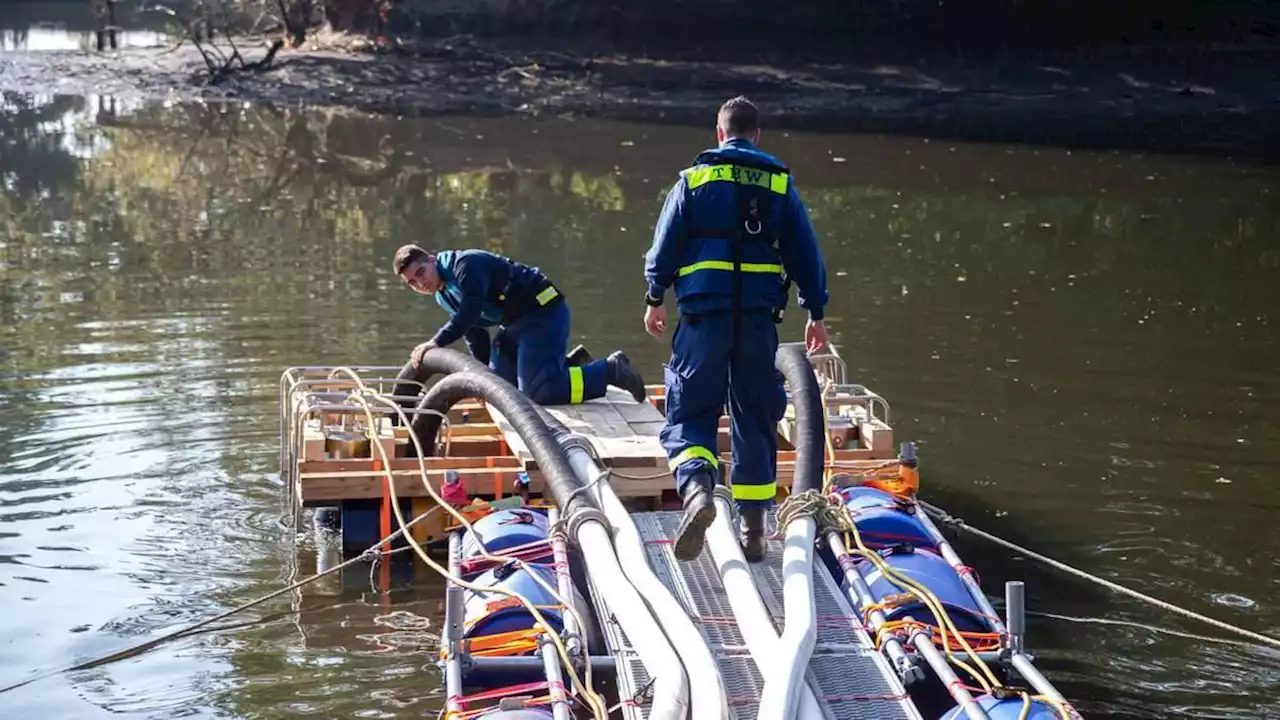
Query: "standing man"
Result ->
[[642, 96, 829, 563], [394, 245, 648, 406]]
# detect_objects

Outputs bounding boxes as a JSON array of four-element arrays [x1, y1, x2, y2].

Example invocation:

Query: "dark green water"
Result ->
[[1, 91, 1278, 719]]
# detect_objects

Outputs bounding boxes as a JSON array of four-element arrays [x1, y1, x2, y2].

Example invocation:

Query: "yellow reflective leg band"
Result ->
[[731, 482, 777, 501], [568, 366, 584, 404], [668, 445, 719, 471]]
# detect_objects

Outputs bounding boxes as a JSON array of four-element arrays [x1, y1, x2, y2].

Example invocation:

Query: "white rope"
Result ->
[[919, 500, 1280, 652]]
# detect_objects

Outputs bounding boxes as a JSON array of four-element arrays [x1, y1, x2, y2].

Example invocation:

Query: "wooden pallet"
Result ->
[[295, 384, 897, 506]]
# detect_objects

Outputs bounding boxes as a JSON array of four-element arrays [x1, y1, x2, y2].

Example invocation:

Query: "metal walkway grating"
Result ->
[[584, 510, 921, 720]]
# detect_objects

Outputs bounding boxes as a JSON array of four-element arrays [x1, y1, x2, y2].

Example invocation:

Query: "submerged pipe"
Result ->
[[757, 345, 826, 720]]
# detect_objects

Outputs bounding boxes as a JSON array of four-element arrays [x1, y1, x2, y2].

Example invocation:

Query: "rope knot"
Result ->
[[776, 489, 847, 532]]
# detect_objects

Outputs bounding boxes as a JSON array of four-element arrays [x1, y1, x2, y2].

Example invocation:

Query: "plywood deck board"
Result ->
[[488, 386, 667, 470]]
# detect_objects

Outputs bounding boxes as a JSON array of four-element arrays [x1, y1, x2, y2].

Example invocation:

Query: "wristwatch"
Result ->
[[644, 292, 663, 307]]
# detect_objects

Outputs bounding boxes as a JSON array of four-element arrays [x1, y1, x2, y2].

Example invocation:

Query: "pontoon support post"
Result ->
[[444, 531, 464, 713], [539, 633, 573, 720], [547, 508, 583, 663], [1006, 581, 1025, 655]]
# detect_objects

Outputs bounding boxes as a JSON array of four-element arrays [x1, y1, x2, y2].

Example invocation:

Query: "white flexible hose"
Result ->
[[576, 520, 690, 720], [592, 469, 731, 720], [757, 516, 819, 720], [704, 493, 825, 719]]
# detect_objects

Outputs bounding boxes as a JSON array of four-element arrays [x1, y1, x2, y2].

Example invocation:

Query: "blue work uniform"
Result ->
[[429, 249, 609, 405], [643, 138, 829, 509]]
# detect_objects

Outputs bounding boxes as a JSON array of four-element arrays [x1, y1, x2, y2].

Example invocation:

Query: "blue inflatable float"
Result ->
[[940, 693, 1061, 719], [462, 563, 566, 640], [459, 508, 552, 562], [837, 485, 937, 550], [856, 545, 993, 634]]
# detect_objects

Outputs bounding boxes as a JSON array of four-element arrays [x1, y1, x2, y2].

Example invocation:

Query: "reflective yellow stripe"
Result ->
[[684, 164, 789, 195], [676, 260, 782, 278], [536, 286, 559, 305], [732, 481, 777, 501], [568, 366, 584, 404], [668, 446, 719, 471]]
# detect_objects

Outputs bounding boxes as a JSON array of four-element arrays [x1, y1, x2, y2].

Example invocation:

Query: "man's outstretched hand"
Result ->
[[411, 341, 437, 369], [805, 319, 829, 355], [644, 305, 667, 338]]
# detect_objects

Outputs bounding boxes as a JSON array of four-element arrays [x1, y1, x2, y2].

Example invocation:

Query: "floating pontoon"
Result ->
[[278, 343, 1081, 720]]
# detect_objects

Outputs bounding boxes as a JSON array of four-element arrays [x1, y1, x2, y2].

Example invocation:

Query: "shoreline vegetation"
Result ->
[[0, 0, 1277, 160]]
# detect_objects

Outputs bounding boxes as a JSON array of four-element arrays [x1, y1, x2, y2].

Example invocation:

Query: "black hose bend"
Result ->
[[775, 344, 826, 495], [388, 348, 490, 424], [409, 370, 601, 519]]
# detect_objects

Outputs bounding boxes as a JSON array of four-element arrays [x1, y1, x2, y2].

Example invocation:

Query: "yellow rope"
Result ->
[[809, 378, 1074, 718], [328, 367, 608, 720]]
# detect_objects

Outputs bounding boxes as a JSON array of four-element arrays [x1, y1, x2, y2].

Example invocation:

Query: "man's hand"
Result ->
[[804, 320, 829, 355], [411, 341, 437, 369], [644, 305, 667, 338]]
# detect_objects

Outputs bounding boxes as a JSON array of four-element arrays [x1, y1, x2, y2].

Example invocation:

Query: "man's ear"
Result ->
[[716, 126, 725, 144]]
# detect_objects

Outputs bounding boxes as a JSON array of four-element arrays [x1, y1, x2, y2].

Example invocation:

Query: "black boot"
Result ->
[[605, 351, 646, 403], [673, 474, 716, 561], [739, 506, 767, 563], [566, 344, 593, 366]]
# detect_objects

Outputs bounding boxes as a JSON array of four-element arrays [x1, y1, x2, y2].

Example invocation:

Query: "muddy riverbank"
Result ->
[[2, 31, 1278, 160]]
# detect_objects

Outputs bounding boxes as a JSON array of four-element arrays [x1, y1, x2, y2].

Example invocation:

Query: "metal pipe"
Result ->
[[910, 505, 1009, 636], [826, 532, 923, 684], [444, 531, 464, 714], [468, 655, 617, 675], [906, 621, 990, 720], [1011, 653, 1070, 707], [539, 633, 573, 720], [1006, 581, 1025, 655], [546, 508, 583, 662]]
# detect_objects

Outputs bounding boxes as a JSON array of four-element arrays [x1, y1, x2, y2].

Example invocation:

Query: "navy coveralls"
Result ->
[[428, 249, 609, 405], [643, 138, 829, 509]]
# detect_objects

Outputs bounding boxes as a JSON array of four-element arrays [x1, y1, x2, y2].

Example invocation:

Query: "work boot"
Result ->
[[673, 474, 716, 561], [566, 344, 593, 366], [606, 351, 646, 403], [739, 506, 767, 563]]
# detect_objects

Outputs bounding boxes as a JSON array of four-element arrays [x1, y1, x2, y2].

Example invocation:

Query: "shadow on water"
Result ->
[[0, 87, 1278, 718]]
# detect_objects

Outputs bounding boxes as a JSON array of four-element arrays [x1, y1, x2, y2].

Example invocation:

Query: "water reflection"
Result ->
[[0, 90, 1277, 718]]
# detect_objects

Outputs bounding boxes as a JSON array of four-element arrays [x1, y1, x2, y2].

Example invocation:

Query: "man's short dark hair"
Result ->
[[392, 244, 430, 275], [717, 96, 760, 136]]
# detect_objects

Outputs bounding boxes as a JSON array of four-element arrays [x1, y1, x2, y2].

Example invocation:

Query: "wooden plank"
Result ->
[[299, 467, 541, 503], [488, 386, 667, 470], [299, 457, 522, 474]]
